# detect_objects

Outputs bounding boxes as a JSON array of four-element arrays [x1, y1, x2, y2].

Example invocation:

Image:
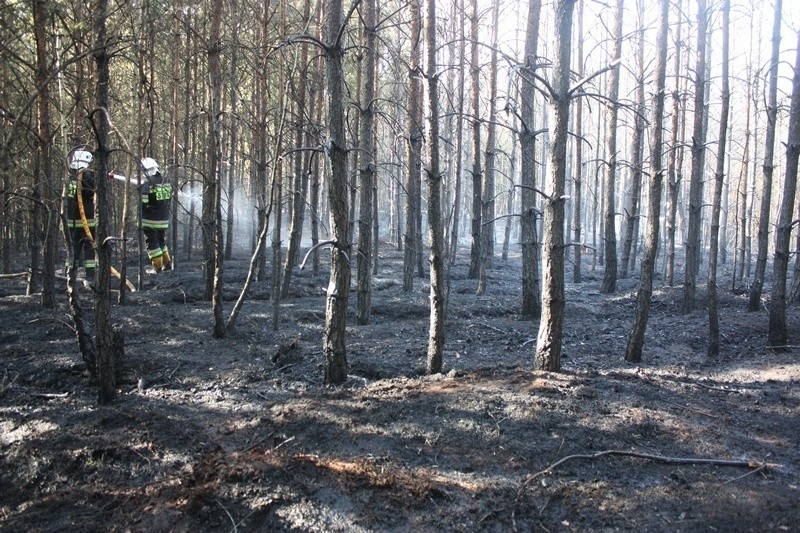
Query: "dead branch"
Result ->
[[520, 449, 778, 491]]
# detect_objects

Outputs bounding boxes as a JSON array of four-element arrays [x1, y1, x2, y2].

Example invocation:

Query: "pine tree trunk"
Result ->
[[749, 0, 782, 311], [356, 0, 377, 325], [626, 0, 669, 363], [535, 0, 575, 372], [600, 0, 623, 294], [707, 0, 730, 357], [620, 8, 645, 280], [682, 0, 709, 312], [32, 0, 56, 308], [572, 0, 584, 284], [448, 0, 466, 264], [519, 0, 542, 318], [426, 0, 445, 374], [467, 0, 482, 280], [91, 0, 116, 403], [768, 30, 800, 347], [477, 1, 499, 295], [323, 0, 351, 384], [403, 0, 422, 293]]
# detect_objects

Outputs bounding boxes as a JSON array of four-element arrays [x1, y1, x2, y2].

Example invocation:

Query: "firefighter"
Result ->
[[65, 149, 96, 282], [139, 157, 173, 272]]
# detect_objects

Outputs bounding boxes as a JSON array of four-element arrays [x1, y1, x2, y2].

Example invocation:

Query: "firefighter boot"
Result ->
[[162, 250, 172, 271], [151, 255, 164, 273]]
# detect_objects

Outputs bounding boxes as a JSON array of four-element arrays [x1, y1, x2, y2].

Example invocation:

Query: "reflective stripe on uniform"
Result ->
[[142, 219, 169, 229]]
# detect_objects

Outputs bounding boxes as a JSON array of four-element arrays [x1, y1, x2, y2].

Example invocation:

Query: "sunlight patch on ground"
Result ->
[[0, 418, 59, 445]]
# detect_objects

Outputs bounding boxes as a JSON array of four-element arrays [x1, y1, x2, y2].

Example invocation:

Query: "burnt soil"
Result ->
[[1, 245, 798, 532]]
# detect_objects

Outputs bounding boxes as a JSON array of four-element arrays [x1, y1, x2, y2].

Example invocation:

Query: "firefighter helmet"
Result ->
[[141, 157, 160, 178], [70, 150, 93, 170]]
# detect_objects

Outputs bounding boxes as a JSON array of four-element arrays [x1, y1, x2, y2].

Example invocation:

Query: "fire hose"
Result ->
[[75, 169, 136, 292]]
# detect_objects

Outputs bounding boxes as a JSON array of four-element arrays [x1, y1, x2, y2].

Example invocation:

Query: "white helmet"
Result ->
[[141, 157, 160, 178], [70, 150, 93, 170]]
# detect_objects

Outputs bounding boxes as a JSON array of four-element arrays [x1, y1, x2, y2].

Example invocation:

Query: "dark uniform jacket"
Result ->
[[141, 172, 172, 229], [66, 169, 96, 228]]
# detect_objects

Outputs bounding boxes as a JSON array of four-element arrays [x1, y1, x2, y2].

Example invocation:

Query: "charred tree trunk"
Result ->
[[535, 0, 575, 372], [477, 1, 499, 295], [572, 0, 584, 284], [768, 31, 800, 347], [620, 8, 645, 279], [425, 0, 445, 374], [682, 0, 709, 313], [356, 0, 377, 324], [707, 0, 730, 357], [749, 0, 782, 311], [467, 0, 482, 280], [403, 0, 423, 293], [322, 0, 351, 384], [519, 0, 542, 318], [91, 0, 116, 403], [207, 0, 225, 338], [600, 0, 623, 294], [32, 0, 57, 308], [626, 0, 669, 363]]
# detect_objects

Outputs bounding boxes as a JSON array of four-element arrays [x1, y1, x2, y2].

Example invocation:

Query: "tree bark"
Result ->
[[768, 31, 800, 347], [403, 0, 423, 293], [356, 0, 377, 325], [208, 0, 226, 338], [467, 0, 482, 280], [323, 0, 351, 384], [620, 7, 645, 280], [749, 0, 782, 311], [572, 0, 584, 284], [682, 0, 709, 313], [535, 0, 575, 372], [477, 1, 499, 295], [707, 0, 730, 357], [519, 0, 542, 318], [448, 0, 466, 265], [91, 0, 116, 403], [425, 0, 445, 374], [599, 0, 623, 294], [626, 0, 669, 363]]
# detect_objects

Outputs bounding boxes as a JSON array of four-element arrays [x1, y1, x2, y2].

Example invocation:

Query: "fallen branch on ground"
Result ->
[[512, 449, 780, 528], [521, 449, 779, 490]]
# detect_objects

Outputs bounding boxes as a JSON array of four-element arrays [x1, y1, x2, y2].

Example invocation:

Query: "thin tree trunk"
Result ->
[[535, 0, 575, 372], [572, 0, 584, 284], [356, 0, 377, 325], [32, 0, 57, 308], [708, 0, 730, 357], [665, 21, 686, 287], [91, 0, 116, 403], [733, 54, 753, 290], [682, 0, 709, 312], [403, 0, 422, 293], [625, 0, 669, 363], [519, 0, 542, 318], [477, 1, 499, 295], [600, 0, 623, 294], [322, 0, 351, 384], [749, 0, 782, 311], [205, 0, 226, 338], [425, 0, 445, 374], [448, 0, 466, 264], [467, 0, 482, 280], [768, 31, 800, 347], [620, 6, 645, 280]]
